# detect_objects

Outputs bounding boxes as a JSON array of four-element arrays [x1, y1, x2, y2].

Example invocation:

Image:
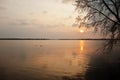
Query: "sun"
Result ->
[[79, 29, 84, 33]]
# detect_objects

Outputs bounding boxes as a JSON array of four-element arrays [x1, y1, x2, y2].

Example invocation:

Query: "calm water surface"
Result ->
[[0, 40, 120, 80]]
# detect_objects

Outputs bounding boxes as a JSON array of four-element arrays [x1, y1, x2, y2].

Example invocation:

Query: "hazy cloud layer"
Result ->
[[0, 0, 101, 39]]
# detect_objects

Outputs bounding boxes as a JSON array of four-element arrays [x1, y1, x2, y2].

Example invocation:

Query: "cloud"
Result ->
[[62, 0, 74, 3], [0, 16, 8, 19], [72, 23, 78, 27], [0, 0, 7, 10], [0, 6, 6, 11], [43, 10, 48, 14], [64, 16, 72, 20], [9, 19, 30, 26]]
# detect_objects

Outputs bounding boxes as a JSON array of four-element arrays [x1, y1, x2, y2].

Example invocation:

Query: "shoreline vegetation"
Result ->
[[0, 38, 120, 40]]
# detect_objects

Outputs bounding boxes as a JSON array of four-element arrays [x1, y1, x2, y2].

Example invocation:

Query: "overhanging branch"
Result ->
[[103, 0, 120, 21], [87, 5, 120, 25]]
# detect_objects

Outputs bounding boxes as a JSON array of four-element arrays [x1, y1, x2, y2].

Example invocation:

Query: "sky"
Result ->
[[0, 0, 102, 39]]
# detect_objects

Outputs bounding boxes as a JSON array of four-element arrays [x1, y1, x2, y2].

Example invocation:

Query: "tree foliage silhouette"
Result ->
[[75, 0, 120, 41]]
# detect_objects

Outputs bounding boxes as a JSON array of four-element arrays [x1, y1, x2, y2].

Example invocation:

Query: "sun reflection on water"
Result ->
[[79, 40, 84, 53]]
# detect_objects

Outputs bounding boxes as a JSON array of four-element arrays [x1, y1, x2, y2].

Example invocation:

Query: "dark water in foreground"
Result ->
[[0, 40, 120, 80]]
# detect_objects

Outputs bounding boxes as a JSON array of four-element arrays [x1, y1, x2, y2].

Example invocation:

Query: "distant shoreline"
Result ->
[[0, 38, 120, 40]]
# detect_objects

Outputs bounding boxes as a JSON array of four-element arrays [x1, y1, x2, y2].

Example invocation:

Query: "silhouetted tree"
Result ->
[[74, 0, 120, 52], [75, 0, 120, 39]]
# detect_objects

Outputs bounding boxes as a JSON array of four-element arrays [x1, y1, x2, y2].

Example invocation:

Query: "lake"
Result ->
[[0, 40, 120, 80]]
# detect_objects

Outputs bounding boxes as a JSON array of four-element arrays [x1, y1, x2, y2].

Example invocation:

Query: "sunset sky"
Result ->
[[0, 0, 102, 39]]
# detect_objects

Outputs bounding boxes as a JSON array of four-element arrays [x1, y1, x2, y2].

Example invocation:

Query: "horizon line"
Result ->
[[0, 38, 119, 40]]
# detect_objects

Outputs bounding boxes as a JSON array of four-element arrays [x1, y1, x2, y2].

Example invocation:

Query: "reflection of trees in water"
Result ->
[[85, 53, 120, 80], [0, 67, 6, 80], [62, 74, 83, 80], [96, 39, 120, 54]]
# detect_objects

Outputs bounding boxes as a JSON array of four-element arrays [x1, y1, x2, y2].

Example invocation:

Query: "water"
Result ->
[[0, 40, 120, 80]]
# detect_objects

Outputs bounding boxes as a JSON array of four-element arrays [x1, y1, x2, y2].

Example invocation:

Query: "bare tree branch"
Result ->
[[74, 0, 120, 52], [110, 0, 119, 17], [88, 5, 120, 25], [103, 0, 119, 21]]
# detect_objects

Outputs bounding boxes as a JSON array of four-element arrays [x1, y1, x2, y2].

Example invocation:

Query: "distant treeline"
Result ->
[[0, 38, 120, 40], [0, 38, 51, 40]]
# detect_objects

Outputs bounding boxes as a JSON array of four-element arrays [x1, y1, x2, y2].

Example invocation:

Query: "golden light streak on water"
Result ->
[[79, 40, 84, 53]]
